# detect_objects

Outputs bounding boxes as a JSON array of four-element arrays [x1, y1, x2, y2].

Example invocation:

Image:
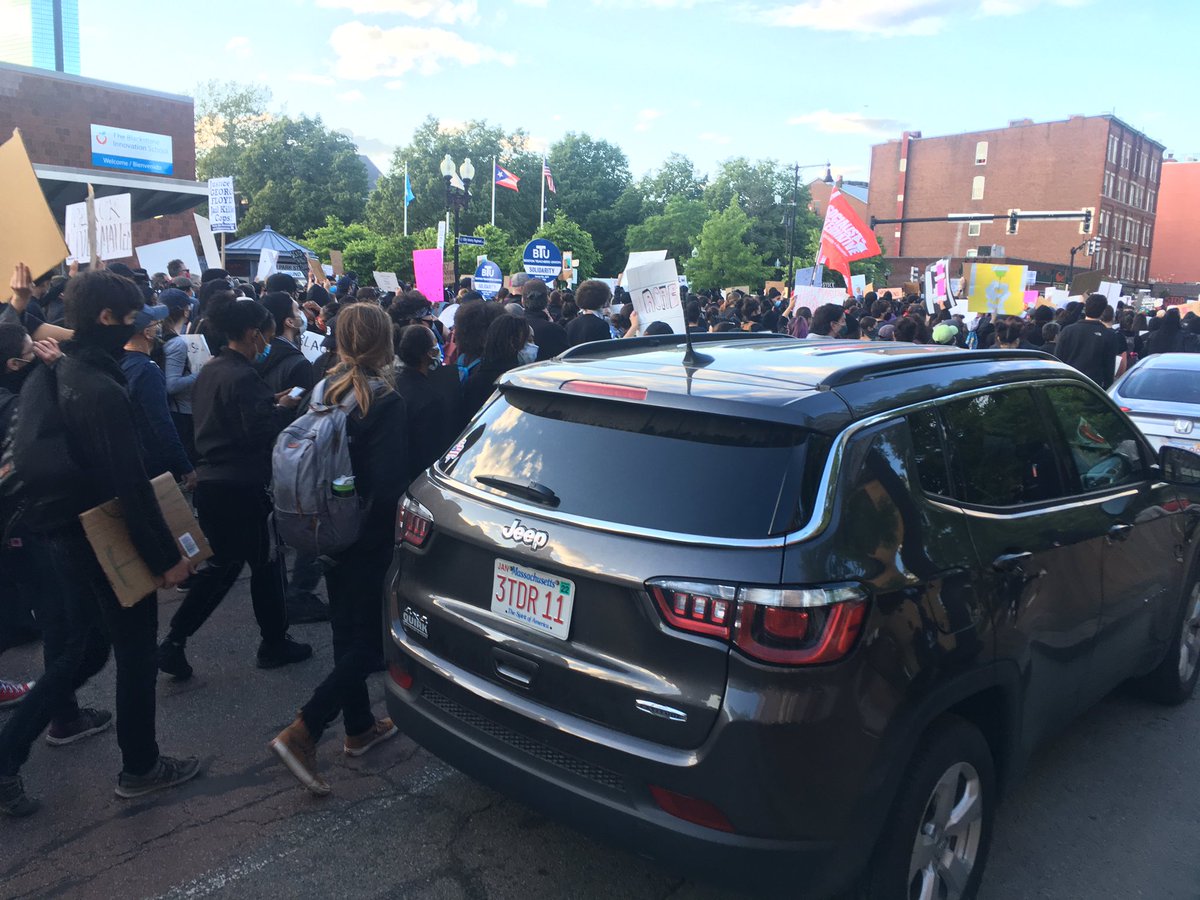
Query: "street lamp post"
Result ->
[[781, 163, 833, 294], [440, 154, 475, 288]]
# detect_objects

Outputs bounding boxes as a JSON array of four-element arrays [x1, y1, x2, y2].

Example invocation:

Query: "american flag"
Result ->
[[543, 161, 556, 194], [494, 164, 520, 192]]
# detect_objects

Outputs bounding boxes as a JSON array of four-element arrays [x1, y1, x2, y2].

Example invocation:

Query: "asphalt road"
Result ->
[[3, 571, 1199, 899]]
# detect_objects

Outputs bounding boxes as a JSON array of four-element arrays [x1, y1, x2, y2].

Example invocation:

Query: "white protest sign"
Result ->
[[64, 193, 132, 263], [136, 235, 201, 278], [183, 334, 212, 372], [438, 303, 459, 331], [256, 248, 279, 282], [207, 177, 237, 233], [626, 258, 685, 335], [373, 271, 400, 293], [792, 284, 847, 310], [1025, 269, 1038, 287], [850, 274, 866, 296], [436, 220, 447, 251], [299, 330, 325, 363], [1098, 281, 1123, 306], [622, 250, 667, 283], [924, 269, 936, 314], [1043, 288, 1070, 309], [193, 214, 222, 272]]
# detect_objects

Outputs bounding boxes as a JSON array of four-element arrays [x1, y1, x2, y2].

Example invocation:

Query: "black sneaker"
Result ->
[[286, 592, 330, 625], [0, 775, 38, 817], [157, 639, 193, 681], [115, 754, 201, 799], [46, 708, 113, 746], [256, 635, 313, 670]]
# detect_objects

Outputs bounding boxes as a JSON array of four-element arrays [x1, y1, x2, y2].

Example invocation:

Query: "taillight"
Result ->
[[1119, 406, 1132, 413], [647, 580, 868, 666], [388, 661, 413, 690], [397, 496, 433, 548], [561, 380, 648, 401]]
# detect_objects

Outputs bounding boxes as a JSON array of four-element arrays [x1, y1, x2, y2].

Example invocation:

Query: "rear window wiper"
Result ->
[[474, 474, 561, 507]]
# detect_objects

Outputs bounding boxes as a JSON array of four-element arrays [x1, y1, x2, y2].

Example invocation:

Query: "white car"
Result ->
[[1110, 352, 1200, 452]]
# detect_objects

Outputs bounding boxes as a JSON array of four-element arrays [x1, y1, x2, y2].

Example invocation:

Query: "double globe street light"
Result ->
[[440, 155, 475, 288]]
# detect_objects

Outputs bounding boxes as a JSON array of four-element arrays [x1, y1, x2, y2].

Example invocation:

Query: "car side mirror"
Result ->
[[1159, 445, 1200, 485]]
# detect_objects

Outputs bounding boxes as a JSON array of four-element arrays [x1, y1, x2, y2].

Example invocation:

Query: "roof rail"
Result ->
[[816, 348, 1053, 389], [558, 331, 785, 361]]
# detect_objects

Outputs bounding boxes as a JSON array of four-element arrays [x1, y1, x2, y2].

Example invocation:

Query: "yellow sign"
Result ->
[[967, 263, 1028, 316], [0, 129, 69, 283]]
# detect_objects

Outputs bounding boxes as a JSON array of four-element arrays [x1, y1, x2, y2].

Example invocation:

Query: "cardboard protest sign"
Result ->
[[765, 280, 788, 297], [65, 193, 132, 263], [0, 130, 69, 282], [373, 271, 400, 293], [413, 248, 444, 303], [79, 474, 212, 608], [1070, 271, 1104, 297], [193, 214, 223, 272], [136, 235, 201, 280], [308, 256, 326, 284], [207, 177, 237, 233], [626, 258, 686, 335], [256, 248, 279, 282], [183, 334, 211, 373], [903, 281, 921, 296], [967, 263, 1028, 316], [299, 331, 325, 363], [330, 250, 345, 276]]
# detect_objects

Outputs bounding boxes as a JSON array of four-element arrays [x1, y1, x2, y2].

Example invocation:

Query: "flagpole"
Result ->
[[540, 156, 546, 230], [403, 160, 409, 237], [491, 155, 496, 227]]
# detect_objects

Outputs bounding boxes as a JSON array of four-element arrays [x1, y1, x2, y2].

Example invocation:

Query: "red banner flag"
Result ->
[[817, 189, 880, 294]]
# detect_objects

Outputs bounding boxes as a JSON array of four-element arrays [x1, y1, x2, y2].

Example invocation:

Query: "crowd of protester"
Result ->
[[0, 256, 1187, 813]]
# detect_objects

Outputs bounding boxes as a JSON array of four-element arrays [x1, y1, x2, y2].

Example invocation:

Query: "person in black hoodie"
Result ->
[[0, 268, 198, 817], [270, 303, 407, 794], [520, 280, 568, 360], [564, 279, 615, 347], [395, 323, 449, 481], [157, 296, 310, 680], [463, 314, 536, 420]]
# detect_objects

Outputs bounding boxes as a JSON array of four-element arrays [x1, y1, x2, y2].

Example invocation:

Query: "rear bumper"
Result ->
[[384, 623, 873, 897]]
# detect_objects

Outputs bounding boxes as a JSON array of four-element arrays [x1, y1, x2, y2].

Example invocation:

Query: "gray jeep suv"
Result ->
[[384, 334, 1200, 898]]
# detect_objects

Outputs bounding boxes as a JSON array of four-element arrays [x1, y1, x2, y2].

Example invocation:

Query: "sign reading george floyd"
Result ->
[[90, 124, 173, 176], [207, 177, 237, 233], [522, 238, 562, 283]]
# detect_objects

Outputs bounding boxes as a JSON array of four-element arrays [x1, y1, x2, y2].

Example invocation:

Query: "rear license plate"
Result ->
[[1167, 439, 1200, 452], [491, 559, 574, 641]]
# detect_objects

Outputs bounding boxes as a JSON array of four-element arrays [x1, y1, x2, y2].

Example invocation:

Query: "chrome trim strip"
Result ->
[[635, 699, 688, 723], [943, 488, 1139, 520], [431, 376, 1133, 548]]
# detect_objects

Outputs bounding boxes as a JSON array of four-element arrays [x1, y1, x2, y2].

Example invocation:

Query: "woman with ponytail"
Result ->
[[271, 303, 408, 795], [157, 295, 312, 680]]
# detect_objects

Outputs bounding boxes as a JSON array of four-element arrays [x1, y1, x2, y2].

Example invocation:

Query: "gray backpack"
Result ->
[[272, 380, 364, 557]]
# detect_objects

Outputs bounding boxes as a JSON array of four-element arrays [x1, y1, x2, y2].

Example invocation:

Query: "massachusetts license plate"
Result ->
[[1168, 439, 1200, 452], [491, 559, 574, 641]]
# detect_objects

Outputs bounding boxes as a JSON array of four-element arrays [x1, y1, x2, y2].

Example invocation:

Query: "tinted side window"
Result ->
[[1043, 384, 1147, 492], [907, 409, 951, 497], [942, 389, 1067, 507]]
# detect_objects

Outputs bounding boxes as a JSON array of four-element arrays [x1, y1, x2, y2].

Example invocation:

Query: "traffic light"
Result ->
[[1007, 210, 1019, 235], [1086, 238, 1098, 256], [1081, 208, 1093, 233], [910, 266, 919, 282]]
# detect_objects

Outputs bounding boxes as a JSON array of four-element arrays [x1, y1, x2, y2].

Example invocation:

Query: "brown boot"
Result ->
[[344, 718, 399, 757], [270, 716, 330, 795]]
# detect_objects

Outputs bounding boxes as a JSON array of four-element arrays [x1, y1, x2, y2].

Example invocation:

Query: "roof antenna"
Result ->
[[682, 312, 699, 366]]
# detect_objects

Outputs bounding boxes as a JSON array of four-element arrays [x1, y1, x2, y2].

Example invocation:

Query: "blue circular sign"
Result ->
[[474, 259, 503, 300], [522, 238, 563, 284]]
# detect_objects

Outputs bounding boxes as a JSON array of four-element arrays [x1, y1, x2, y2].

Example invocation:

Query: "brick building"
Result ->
[[1149, 157, 1200, 284], [807, 177, 869, 223], [0, 61, 207, 266], [868, 115, 1165, 287]]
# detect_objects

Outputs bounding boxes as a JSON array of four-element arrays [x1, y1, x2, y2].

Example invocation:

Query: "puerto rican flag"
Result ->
[[543, 160, 556, 194], [494, 164, 520, 192]]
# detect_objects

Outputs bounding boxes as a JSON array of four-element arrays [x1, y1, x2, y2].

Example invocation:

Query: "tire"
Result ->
[[1137, 575, 1200, 706], [857, 715, 996, 900]]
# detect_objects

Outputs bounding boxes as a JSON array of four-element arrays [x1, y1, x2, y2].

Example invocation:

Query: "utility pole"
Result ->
[[785, 163, 799, 297]]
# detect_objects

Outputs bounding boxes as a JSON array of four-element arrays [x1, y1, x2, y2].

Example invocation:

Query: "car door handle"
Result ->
[[992, 551, 1034, 573], [1107, 524, 1134, 543]]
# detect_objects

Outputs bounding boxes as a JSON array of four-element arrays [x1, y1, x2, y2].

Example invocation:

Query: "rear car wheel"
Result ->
[[859, 716, 995, 900], [1137, 577, 1200, 706]]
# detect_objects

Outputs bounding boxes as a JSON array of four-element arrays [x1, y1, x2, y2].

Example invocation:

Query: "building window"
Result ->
[[1104, 171, 1114, 198], [1107, 134, 1119, 164], [968, 222, 981, 237], [1121, 141, 1131, 169], [1148, 189, 1156, 212], [975, 141, 988, 165], [1139, 258, 1147, 281], [1098, 248, 1107, 269], [1144, 223, 1151, 247], [971, 176, 985, 200], [1100, 210, 1109, 237]]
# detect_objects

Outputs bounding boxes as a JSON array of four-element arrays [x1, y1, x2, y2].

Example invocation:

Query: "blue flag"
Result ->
[[404, 172, 415, 207]]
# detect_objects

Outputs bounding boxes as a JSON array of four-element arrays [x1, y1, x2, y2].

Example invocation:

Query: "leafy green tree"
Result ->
[[527, 213, 600, 282], [703, 158, 821, 270], [638, 153, 706, 212], [625, 196, 707, 267], [301, 216, 378, 261], [194, 80, 273, 183], [236, 117, 368, 238], [686, 200, 767, 291]]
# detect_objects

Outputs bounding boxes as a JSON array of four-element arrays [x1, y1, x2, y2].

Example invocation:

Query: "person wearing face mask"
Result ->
[[119, 305, 196, 491], [0, 270, 199, 817], [463, 315, 536, 421], [394, 323, 451, 483], [157, 295, 310, 681], [160, 289, 199, 466]]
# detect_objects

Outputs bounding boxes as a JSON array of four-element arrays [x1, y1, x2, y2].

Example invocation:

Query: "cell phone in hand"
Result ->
[[288, 387, 306, 399]]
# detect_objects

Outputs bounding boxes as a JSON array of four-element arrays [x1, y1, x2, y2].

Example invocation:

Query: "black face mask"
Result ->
[[87, 323, 138, 356]]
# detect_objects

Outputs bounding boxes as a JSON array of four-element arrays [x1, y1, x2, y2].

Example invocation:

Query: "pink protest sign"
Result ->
[[1023, 290, 1039, 307], [413, 248, 444, 302]]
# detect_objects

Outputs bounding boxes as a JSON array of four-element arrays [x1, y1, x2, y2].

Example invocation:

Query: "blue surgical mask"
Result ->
[[517, 342, 538, 366], [254, 338, 272, 364]]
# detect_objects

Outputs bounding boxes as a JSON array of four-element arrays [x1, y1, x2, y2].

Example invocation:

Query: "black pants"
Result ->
[[300, 544, 390, 740], [170, 411, 197, 466], [0, 527, 159, 777], [168, 481, 287, 645], [0, 532, 40, 652]]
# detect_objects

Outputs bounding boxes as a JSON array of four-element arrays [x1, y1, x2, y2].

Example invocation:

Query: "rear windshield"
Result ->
[[1119, 369, 1200, 405], [437, 388, 827, 539]]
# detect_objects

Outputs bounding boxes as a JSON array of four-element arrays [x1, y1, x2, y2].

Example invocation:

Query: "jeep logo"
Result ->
[[500, 519, 549, 552]]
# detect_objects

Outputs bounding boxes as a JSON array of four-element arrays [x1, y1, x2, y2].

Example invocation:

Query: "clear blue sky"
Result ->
[[78, 0, 1196, 183]]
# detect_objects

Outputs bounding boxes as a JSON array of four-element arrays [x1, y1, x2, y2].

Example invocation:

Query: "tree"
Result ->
[[702, 158, 820, 270], [639, 153, 706, 212], [194, 80, 273, 183], [301, 216, 378, 260], [236, 116, 369, 238], [625, 196, 707, 267], [529, 213, 600, 282], [686, 200, 767, 291]]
